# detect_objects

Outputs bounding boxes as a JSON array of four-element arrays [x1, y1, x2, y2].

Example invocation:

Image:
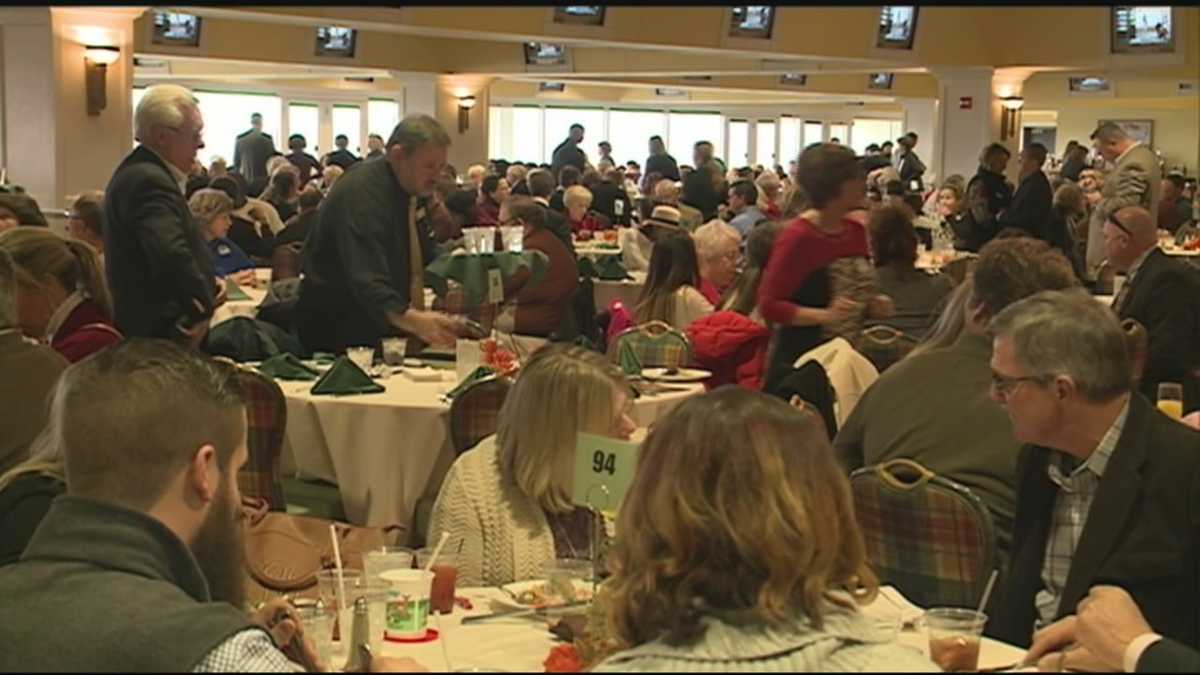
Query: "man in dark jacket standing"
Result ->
[[232, 112, 275, 188], [957, 143, 1014, 252], [644, 135, 680, 182], [297, 114, 463, 353], [104, 84, 219, 346], [550, 124, 588, 179], [999, 143, 1053, 240]]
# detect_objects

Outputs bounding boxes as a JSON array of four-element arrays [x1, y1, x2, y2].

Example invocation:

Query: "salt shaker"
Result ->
[[342, 596, 373, 673]]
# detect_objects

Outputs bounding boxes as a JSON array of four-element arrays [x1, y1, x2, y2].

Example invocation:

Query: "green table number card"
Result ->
[[572, 432, 639, 514]]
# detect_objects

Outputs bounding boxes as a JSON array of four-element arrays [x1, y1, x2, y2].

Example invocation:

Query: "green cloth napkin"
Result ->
[[225, 278, 252, 301], [425, 250, 550, 307], [576, 256, 598, 279], [312, 352, 337, 365], [444, 366, 494, 400], [618, 341, 643, 377], [594, 256, 631, 281], [310, 356, 385, 396], [257, 353, 320, 381]]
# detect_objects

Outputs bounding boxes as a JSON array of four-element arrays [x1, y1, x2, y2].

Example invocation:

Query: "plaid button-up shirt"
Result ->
[[1034, 399, 1130, 628]]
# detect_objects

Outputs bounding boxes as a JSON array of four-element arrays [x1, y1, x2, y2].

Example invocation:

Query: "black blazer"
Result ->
[[998, 170, 1052, 240], [1139, 638, 1200, 673], [1116, 249, 1200, 412], [103, 146, 217, 340], [988, 394, 1200, 649]]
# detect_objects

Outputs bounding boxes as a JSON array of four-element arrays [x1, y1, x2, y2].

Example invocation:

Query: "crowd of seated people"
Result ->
[[0, 78, 1198, 673]]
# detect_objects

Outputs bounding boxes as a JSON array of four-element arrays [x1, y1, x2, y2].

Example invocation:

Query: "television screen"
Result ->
[[655, 88, 688, 97], [1069, 76, 1111, 93], [539, 82, 566, 92], [867, 72, 894, 90], [524, 42, 567, 66], [315, 26, 356, 58], [553, 6, 606, 26], [876, 6, 918, 49], [780, 73, 808, 87], [1112, 6, 1174, 53], [152, 12, 201, 47], [729, 6, 775, 39]]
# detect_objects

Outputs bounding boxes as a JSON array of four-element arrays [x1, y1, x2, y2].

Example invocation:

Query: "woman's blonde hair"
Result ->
[[496, 345, 629, 513], [0, 228, 112, 320], [606, 387, 877, 647], [187, 188, 234, 231], [910, 276, 973, 358], [0, 425, 64, 494], [691, 219, 739, 263], [564, 185, 594, 210]]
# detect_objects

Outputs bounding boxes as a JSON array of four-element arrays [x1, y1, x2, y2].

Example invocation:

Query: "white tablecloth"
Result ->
[[211, 286, 268, 327], [369, 586, 1028, 672], [593, 271, 646, 312], [574, 242, 623, 260], [279, 372, 702, 529]]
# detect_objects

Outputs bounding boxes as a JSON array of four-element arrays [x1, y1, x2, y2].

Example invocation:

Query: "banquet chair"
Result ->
[[233, 367, 288, 512], [857, 325, 919, 373], [448, 375, 513, 456], [271, 242, 303, 282], [607, 320, 692, 369], [849, 458, 997, 609]]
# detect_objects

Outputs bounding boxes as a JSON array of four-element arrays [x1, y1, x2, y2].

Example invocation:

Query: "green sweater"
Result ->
[[833, 332, 1018, 554], [0, 496, 254, 672]]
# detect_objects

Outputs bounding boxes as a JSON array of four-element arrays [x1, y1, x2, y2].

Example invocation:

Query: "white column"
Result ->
[[933, 67, 995, 184], [1, 9, 58, 207], [392, 72, 437, 117]]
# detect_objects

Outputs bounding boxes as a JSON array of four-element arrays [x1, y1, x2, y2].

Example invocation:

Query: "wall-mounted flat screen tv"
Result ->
[[152, 12, 202, 47], [524, 42, 568, 66], [780, 73, 808, 87], [1069, 76, 1112, 93], [876, 6, 918, 49], [1112, 6, 1175, 53], [553, 6, 606, 26], [315, 26, 357, 58], [867, 72, 894, 90], [730, 6, 775, 39]]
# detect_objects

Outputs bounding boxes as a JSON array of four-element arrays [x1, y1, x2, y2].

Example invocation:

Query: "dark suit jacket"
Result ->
[[589, 180, 633, 226], [645, 152, 680, 182], [550, 140, 587, 180], [1116, 249, 1200, 412], [1139, 638, 1200, 673], [998, 170, 1053, 240], [988, 394, 1200, 649], [233, 130, 275, 185], [103, 146, 217, 339]]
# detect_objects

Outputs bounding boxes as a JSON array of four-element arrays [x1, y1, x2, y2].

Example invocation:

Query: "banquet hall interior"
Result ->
[[1, 4, 1199, 673]]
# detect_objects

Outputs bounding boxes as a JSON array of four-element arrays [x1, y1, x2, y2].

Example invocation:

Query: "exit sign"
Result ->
[[959, 96, 973, 109]]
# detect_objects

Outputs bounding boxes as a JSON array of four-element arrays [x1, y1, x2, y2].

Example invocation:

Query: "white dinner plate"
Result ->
[[494, 579, 595, 611], [641, 367, 712, 383]]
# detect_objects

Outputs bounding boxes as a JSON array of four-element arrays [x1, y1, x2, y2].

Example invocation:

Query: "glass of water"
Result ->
[[346, 346, 374, 373], [381, 337, 407, 367]]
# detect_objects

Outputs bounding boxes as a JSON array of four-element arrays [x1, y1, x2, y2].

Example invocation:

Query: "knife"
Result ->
[[460, 600, 590, 625]]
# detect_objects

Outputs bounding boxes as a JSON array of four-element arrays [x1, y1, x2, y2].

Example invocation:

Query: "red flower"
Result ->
[[543, 644, 583, 673]]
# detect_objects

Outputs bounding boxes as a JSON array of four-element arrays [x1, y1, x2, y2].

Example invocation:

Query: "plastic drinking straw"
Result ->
[[329, 524, 346, 612], [423, 531, 451, 572]]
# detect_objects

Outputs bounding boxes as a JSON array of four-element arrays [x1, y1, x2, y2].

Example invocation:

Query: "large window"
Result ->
[[667, 112, 724, 168], [367, 98, 400, 141], [194, 90, 281, 167], [755, 120, 777, 167], [489, 106, 543, 164], [850, 118, 903, 155], [779, 116, 802, 166], [288, 103, 320, 154], [332, 104, 362, 155], [727, 119, 749, 169], [828, 123, 850, 145], [803, 120, 824, 147], [605, 110, 666, 166], [543, 107, 606, 164]]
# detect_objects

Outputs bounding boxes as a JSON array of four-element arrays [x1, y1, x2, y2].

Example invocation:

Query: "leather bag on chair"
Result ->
[[240, 496, 402, 606]]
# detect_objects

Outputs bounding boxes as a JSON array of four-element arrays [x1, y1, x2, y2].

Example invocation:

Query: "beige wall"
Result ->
[[436, 77, 490, 172], [1049, 103, 1199, 175]]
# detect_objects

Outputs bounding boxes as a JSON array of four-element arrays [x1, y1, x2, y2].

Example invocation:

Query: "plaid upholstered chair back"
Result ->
[[448, 375, 513, 455], [857, 325, 919, 373], [607, 320, 692, 369], [234, 368, 288, 511], [850, 458, 997, 608]]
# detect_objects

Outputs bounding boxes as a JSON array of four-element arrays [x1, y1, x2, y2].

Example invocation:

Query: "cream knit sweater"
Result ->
[[427, 436, 559, 588]]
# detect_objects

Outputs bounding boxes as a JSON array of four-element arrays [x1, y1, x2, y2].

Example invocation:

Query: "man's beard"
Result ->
[[192, 480, 247, 608]]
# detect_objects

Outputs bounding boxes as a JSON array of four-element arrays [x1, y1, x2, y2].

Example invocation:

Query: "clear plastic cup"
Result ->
[[364, 546, 415, 584], [924, 608, 986, 672], [346, 346, 374, 373], [380, 569, 434, 639], [381, 338, 407, 367], [294, 602, 334, 667], [501, 226, 524, 253], [477, 226, 497, 254], [543, 557, 594, 604]]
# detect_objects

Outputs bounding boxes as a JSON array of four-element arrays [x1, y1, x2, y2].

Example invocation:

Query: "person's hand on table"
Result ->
[[1074, 586, 1153, 671], [248, 598, 324, 671], [397, 309, 460, 348], [1034, 645, 1115, 672], [231, 268, 258, 289]]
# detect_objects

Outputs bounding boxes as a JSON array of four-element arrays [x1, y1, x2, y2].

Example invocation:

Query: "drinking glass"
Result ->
[[924, 608, 986, 672], [364, 546, 415, 584], [501, 226, 524, 253], [415, 547, 458, 614], [381, 337, 407, 367], [477, 227, 497, 254], [462, 228, 480, 254], [346, 346, 374, 373], [294, 603, 334, 668], [1158, 382, 1184, 420]]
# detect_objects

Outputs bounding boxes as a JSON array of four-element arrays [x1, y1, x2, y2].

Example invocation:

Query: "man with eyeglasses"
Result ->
[[104, 84, 222, 347], [985, 289, 1200, 656], [1102, 205, 1200, 415]]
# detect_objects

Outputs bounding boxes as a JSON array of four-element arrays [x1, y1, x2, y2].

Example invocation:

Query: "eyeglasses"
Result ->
[[165, 125, 204, 145], [1108, 213, 1133, 237], [990, 371, 1050, 398]]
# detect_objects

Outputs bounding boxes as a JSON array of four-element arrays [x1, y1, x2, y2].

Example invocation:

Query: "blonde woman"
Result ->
[[428, 345, 636, 587], [0, 228, 119, 363], [692, 219, 741, 304], [188, 188, 257, 288], [565, 184, 609, 235], [596, 387, 935, 672], [0, 428, 64, 566]]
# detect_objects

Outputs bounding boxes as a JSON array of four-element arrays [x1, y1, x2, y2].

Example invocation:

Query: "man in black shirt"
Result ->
[[324, 134, 360, 170], [644, 135, 680, 182], [550, 124, 588, 179], [587, 167, 634, 226], [233, 113, 275, 188], [297, 115, 462, 352], [999, 142, 1053, 240], [285, 134, 322, 186]]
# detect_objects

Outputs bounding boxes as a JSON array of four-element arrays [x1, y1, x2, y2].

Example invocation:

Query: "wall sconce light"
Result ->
[[999, 95, 1024, 141], [84, 45, 120, 116], [457, 95, 476, 134]]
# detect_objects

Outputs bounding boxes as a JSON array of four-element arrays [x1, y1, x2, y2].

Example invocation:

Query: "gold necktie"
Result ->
[[408, 198, 426, 311]]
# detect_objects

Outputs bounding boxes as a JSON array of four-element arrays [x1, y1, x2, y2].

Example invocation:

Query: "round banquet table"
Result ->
[[573, 241, 623, 260], [278, 369, 703, 529], [356, 586, 1030, 672], [593, 270, 646, 312]]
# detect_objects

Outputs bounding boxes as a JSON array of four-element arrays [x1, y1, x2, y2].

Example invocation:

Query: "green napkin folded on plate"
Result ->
[[618, 342, 643, 377], [444, 366, 494, 400], [594, 256, 631, 281], [576, 257, 598, 279], [310, 356, 385, 396], [257, 353, 320, 381], [225, 278, 252, 301], [311, 351, 337, 365]]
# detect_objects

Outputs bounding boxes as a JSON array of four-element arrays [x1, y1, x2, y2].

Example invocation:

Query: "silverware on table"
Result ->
[[460, 600, 590, 625]]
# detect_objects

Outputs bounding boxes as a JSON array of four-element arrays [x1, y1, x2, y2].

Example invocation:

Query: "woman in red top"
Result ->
[[564, 185, 611, 236], [474, 174, 510, 226], [0, 228, 120, 363], [757, 143, 881, 392]]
